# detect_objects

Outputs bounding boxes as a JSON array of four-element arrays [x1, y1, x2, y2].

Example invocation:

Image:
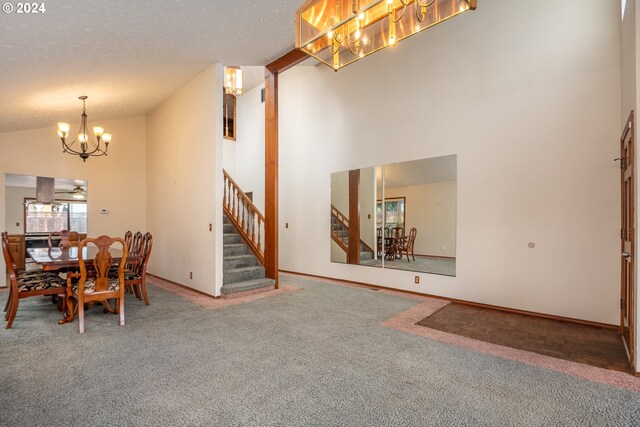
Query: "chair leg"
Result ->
[[140, 281, 150, 306], [6, 295, 18, 329], [131, 282, 142, 300], [3, 287, 11, 313], [4, 291, 14, 320], [119, 297, 125, 326], [78, 301, 85, 333]]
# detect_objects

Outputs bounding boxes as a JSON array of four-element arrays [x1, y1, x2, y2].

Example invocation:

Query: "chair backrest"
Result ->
[[407, 227, 417, 250], [384, 228, 390, 237], [137, 232, 153, 275], [2, 232, 18, 272], [1, 232, 19, 285], [48, 230, 79, 249], [124, 231, 132, 249], [130, 232, 143, 256], [376, 227, 382, 238], [77, 236, 128, 293], [392, 226, 404, 240]]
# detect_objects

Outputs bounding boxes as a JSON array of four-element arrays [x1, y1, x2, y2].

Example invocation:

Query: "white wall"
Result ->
[[385, 181, 457, 258], [279, 0, 621, 324], [229, 83, 266, 214], [146, 65, 223, 296], [0, 115, 147, 286], [5, 186, 33, 234]]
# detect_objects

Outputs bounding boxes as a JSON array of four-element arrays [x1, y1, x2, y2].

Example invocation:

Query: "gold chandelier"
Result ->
[[56, 96, 111, 162], [296, 0, 477, 71]]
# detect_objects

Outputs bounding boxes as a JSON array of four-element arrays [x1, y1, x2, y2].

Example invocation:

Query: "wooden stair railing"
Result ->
[[331, 205, 349, 253], [330, 205, 375, 260], [223, 170, 265, 266]]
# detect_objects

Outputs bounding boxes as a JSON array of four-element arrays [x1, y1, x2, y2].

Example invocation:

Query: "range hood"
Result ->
[[36, 176, 55, 204], [24, 176, 63, 208]]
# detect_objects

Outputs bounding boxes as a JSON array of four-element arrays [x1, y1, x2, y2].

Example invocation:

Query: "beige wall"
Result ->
[[4, 186, 33, 234], [0, 115, 147, 286], [385, 181, 456, 258], [146, 65, 223, 296], [279, 0, 621, 324]]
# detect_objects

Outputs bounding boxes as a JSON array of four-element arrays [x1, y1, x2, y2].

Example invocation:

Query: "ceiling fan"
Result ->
[[55, 186, 87, 200]]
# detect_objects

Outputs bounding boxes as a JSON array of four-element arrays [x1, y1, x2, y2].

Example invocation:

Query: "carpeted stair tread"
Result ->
[[223, 265, 266, 285], [223, 243, 250, 256], [221, 277, 275, 295], [223, 254, 258, 270], [223, 233, 242, 244]]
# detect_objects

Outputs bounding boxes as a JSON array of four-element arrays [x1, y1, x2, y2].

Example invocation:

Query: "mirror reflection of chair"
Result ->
[[2, 231, 66, 329], [63, 235, 128, 334], [397, 227, 417, 263], [48, 230, 79, 249]]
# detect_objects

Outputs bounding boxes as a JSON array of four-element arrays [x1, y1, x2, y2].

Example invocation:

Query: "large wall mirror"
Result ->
[[330, 155, 456, 276]]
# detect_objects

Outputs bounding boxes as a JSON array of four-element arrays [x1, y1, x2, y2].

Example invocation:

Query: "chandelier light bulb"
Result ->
[[93, 126, 104, 137], [296, 0, 477, 71], [102, 133, 112, 143], [78, 133, 88, 143], [57, 122, 70, 133]]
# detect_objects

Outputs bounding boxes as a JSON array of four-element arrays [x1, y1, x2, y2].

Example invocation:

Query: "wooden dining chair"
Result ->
[[125, 232, 153, 305], [63, 235, 128, 334], [2, 232, 66, 329], [397, 227, 417, 262], [124, 230, 132, 249], [48, 230, 79, 249], [391, 227, 405, 259]]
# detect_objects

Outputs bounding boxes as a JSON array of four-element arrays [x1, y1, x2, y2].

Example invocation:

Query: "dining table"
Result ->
[[27, 246, 127, 271]]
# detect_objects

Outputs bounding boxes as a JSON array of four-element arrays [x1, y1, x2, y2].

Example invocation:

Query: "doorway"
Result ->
[[620, 111, 635, 369]]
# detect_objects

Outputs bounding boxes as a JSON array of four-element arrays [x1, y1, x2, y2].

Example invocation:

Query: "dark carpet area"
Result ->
[[1, 275, 639, 426], [417, 302, 630, 372]]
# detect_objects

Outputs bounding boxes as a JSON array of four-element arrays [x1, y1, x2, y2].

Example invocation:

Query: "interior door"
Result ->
[[620, 111, 635, 367]]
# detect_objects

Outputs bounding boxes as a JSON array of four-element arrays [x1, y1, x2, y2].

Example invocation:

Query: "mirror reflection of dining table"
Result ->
[[27, 247, 126, 271]]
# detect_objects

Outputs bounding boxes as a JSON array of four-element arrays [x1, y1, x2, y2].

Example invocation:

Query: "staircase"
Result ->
[[222, 214, 275, 297], [331, 222, 374, 262], [330, 205, 375, 263]]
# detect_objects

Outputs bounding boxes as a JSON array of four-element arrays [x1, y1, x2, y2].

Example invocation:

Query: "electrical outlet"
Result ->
[[209, 224, 212, 232], [15, 222, 19, 227], [414, 276, 420, 284], [286, 223, 289, 229], [190, 272, 193, 279]]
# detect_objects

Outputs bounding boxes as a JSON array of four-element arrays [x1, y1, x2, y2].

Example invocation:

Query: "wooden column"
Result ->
[[264, 69, 279, 286], [264, 49, 308, 288], [348, 169, 360, 264]]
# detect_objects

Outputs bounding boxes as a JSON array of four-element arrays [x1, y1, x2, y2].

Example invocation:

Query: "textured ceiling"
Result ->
[[0, 0, 301, 133], [5, 173, 86, 192]]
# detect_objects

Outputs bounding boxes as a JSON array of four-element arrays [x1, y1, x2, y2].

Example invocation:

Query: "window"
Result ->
[[376, 197, 405, 230], [223, 93, 236, 140], [25, 200, 88, 234]]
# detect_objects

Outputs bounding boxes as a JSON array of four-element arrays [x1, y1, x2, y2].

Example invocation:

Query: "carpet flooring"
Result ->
[[361, 255, 456, 276], [1, 275, 639, 426]]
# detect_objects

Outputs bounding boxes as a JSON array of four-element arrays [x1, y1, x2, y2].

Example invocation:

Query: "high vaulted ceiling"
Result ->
[[0, 0, 302, 133]]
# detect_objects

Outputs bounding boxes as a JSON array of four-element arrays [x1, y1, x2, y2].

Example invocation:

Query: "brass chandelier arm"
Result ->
[[56, 96, 111, 161]]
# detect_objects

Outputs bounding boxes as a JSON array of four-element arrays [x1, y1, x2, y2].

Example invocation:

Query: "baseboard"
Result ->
[[413, 254, 455, 260], [147, 274, 221, 299], [279, 270, 618, 330]]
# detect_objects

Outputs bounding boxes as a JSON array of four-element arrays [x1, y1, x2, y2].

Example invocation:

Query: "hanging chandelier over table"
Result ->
[[296, 0, 477, 71], [56, 96, 111, 162]]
